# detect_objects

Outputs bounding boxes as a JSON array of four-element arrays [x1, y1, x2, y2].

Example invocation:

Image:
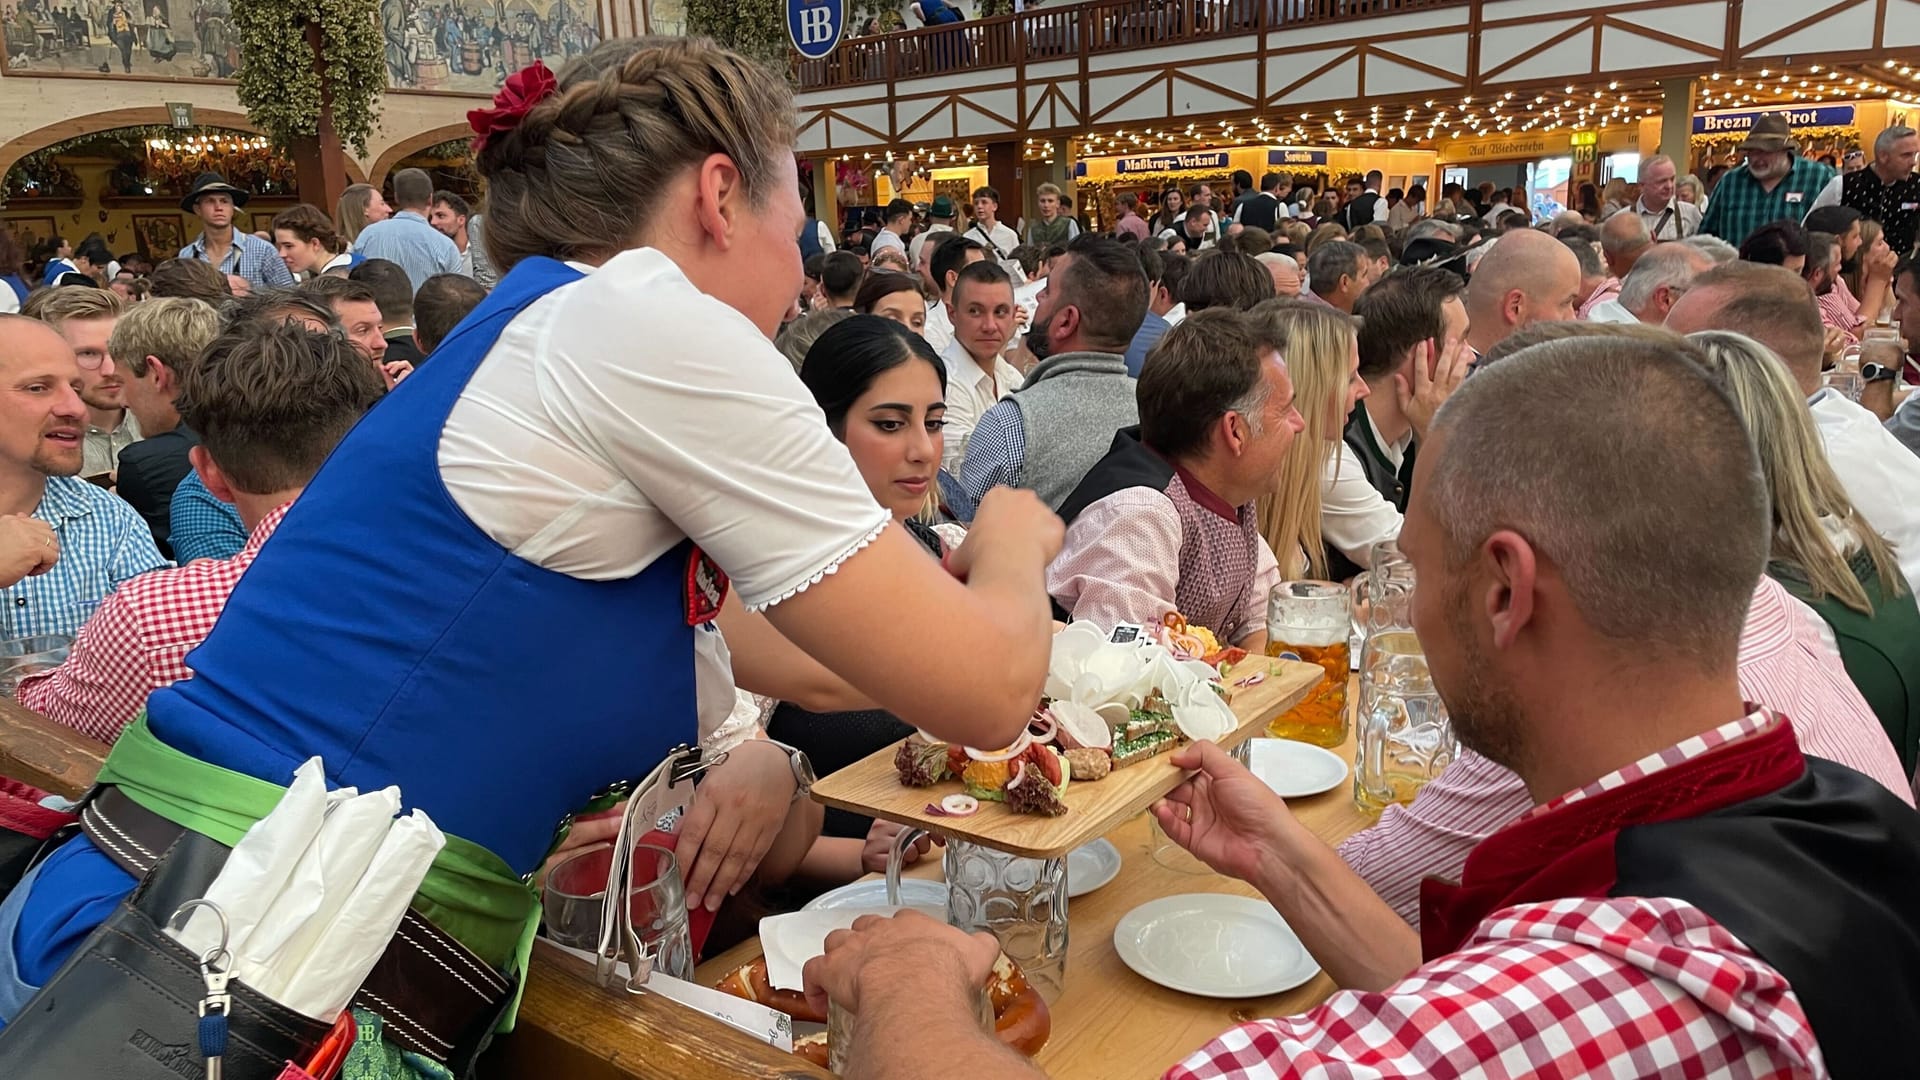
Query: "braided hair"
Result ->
[[477, 37, 795, 273]]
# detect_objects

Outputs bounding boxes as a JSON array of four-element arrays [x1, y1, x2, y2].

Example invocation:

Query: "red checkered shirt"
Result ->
[[1167, 714, 1828, 1080], [13, 504, 289, 749]]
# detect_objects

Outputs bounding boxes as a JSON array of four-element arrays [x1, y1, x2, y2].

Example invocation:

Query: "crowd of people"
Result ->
[[0, 37, 1918, 1078]]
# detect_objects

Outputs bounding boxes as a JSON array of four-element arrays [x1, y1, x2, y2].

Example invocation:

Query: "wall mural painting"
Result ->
[[381, 0, 602, 94], [3, 0, 235, 78]]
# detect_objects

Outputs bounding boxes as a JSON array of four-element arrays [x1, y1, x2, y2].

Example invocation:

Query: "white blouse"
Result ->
[[437, 247, 893, 736]]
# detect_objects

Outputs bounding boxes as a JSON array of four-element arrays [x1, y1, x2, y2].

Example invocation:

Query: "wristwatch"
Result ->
[[761, 738, 817, 804], [1861, 361, 1898, 384]]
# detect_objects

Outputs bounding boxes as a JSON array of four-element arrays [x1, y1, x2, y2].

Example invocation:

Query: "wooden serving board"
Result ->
[[810, 658, 1324, 858]]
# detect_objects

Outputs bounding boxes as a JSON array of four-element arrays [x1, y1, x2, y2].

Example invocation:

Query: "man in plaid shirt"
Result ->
[[1700, 114, 1837, 247], [801, 336, 1920, 1078], [15, 319, 385, 760]]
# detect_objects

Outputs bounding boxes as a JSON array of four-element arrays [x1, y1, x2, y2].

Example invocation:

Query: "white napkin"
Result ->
[[758, 906, 942, 992], [243, 785, 403, 1003], [276, 808, 446, 1020], [174, 757, 332, 964], [548, 941, 796, 1052]]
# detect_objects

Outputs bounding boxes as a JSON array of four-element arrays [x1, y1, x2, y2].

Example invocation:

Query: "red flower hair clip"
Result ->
[[468, 61, 558, 155]]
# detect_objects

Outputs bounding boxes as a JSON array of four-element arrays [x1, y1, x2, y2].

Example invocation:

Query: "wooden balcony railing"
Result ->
[[792, 0, 1467, 92]]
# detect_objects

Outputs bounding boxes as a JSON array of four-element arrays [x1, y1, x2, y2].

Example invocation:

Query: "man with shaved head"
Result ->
[[1599, 208, 1652, 280], [1462, 228, 1582, 361], [0, 316, 167, 637], [1666, 261, 1920, 593], [1586, 241, 1715, 324], [803, 332, 1920, 1080]]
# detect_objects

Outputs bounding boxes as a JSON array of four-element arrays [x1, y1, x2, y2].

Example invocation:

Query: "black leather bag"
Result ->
[[0, 828, 331, 1078]]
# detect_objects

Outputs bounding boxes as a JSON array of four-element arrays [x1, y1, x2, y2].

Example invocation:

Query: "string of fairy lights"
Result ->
[[830, 62, 1920, 172]]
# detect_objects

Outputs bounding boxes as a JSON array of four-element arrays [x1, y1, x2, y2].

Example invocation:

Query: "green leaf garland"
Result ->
[[233, 0, 385, 157]]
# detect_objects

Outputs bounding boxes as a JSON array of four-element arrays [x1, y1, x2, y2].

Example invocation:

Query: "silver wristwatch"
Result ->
[[762, 738, 817, 804]]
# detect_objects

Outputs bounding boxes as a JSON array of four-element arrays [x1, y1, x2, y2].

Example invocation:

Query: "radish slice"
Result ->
[[964, 730, 1033, 762], [1049, 700, 1113, 751], [940, 794, 980, 816]]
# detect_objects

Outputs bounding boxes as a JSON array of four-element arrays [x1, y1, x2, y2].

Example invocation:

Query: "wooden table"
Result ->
[[698, 688, 1373, 1079]]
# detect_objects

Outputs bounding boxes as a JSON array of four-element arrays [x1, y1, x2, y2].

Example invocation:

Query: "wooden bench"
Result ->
[[0, 696, 821, 1080]]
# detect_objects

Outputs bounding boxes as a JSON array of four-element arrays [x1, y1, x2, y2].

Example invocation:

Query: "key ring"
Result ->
[[168, 898, 233, 975]]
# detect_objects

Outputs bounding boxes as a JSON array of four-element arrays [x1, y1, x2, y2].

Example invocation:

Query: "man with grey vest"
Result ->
[[955, 236, 1147, 517]]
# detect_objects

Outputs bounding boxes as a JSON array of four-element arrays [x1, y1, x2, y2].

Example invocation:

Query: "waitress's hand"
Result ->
[[676, 740, 796, 912]]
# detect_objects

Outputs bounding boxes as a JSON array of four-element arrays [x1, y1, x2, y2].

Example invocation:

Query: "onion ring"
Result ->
[[965, 730, 1034, 762]]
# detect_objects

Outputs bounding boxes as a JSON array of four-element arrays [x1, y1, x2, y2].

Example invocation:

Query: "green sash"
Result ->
[[96, 715, 541, 1030]]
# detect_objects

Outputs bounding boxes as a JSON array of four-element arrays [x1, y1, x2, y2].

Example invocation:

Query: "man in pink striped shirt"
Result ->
[[1340, 572, 1914, 925]]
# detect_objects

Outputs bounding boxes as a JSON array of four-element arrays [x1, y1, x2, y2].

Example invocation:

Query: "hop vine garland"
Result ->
[[685, 0, 790, 68], [233, 0, 386, 157]]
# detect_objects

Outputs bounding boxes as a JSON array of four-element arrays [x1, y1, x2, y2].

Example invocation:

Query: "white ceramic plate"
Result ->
[[803, 877, 949, 912], [1114, 894, 1320, 998], [1067, 838, 1122, 898], [1247, 738, 1349, 799]]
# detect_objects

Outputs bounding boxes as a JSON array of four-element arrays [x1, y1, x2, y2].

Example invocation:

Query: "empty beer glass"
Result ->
[[1353, 630, 1457, 814], [1264, 581, 1351, 747]]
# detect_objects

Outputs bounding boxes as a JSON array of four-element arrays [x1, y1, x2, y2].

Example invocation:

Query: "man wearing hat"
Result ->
[[1699, 113, 1837, 247], [177, 172, 295, 293], [910, 194, 958, 278]]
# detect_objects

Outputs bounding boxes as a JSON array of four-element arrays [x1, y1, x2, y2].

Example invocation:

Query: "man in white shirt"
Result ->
[[871, 199, 913, 262], [910, 194, 957, 274], [1634, 154, 1703, 241], [1587, 242, 1716, 325], [938, 260, 1024, 473], [922, 233, 986, 354], [1325, 266, 1469, 574], [964, 186, 1019, 263], [1667, 261, 1920, 594]]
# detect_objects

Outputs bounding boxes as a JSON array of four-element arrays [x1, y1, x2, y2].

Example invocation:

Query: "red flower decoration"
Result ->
[[468, 61, 559, 155]]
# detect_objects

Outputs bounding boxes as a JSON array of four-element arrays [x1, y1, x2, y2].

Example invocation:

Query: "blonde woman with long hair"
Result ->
[[1688, 330, 1920, 772], [1250, 299, 1365, 579], [334, 182, 391, 246]]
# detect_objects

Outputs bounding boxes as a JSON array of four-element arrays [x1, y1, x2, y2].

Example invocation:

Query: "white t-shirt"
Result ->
[[1807, 388, 1920, 595], [965, 220, 1020, 260], [438, 248, 892, 736], [1321, 436, 1403, 570], [871, 230, 907, 260]]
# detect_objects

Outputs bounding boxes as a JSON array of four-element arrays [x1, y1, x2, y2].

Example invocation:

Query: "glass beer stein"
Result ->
[[1264, 581, 1351, 747], [1353, 629, 1458, 814]]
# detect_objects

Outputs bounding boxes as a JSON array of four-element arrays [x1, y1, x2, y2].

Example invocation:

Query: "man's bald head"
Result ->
[[1417, 334, 1767, 673], [1599, 211, 1652, 278], [1663, 262, 1823, 394], [0, 314, 75, 366], [1464, 229, 1583, 354]]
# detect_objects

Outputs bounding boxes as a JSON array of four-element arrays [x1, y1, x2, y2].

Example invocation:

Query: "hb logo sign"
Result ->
[[787, 0, 845, 59]]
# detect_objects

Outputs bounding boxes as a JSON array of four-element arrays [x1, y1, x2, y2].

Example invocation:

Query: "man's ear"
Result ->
[[189, 444, 238, 505]]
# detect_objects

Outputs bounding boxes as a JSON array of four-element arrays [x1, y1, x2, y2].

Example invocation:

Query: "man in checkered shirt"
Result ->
[[802, 335, 1920, 1078], [15, 321, 383, 761]]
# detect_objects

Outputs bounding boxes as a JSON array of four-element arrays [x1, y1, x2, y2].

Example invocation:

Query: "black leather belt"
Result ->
[[79, 784, 514, 1068]]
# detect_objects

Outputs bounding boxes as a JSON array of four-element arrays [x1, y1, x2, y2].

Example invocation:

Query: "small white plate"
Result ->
[[1114, 894, 1320, 998], [1247, 738, 1349, 799], [1067, 838, 1122, 898], [803, 877, 949, 912]]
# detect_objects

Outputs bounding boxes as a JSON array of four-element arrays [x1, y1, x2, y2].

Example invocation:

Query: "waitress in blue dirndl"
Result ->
[[0, 38, 1063, 1060]]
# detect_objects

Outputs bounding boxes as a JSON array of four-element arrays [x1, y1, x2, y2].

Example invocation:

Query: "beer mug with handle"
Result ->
[[1265, 581, 1351, 747], [1349, 540, 1415, 652], [1352, 557, 1457, 813]]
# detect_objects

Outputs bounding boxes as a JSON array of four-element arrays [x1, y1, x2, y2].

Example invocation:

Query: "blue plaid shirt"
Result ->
[[1, 477, 168, 639], [1698, 156, 1836, 247], [952, 400, 1028, 523], [179, 229, 296, 292], [167, 471, 248, 564]]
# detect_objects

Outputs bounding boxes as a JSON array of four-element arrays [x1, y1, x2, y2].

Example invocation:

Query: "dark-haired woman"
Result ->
[[854, 270, 927, 336], [271, 203, 362, 278], [0, 229, 27, 313], [1149, 185, 1186, 237], [0, 40, 1062, 1042], [772, 315, 959, 884]]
